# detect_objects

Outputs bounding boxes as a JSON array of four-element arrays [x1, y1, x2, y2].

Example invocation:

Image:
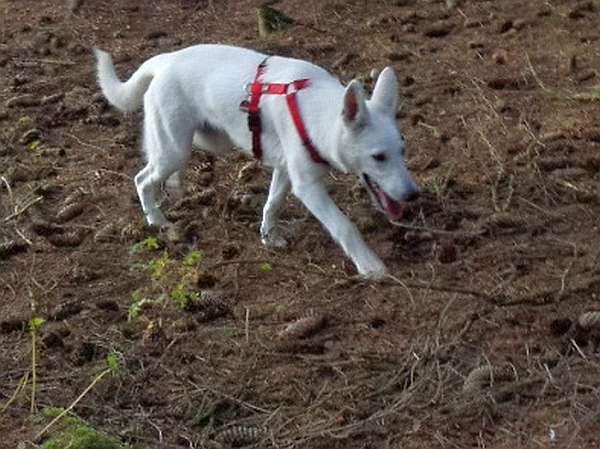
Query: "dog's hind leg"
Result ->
[[260, 167, 291, 248], [135, 96, 194, 226], [164, 170, 184, 199]]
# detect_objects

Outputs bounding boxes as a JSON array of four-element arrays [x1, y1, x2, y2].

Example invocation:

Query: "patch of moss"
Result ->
[[40, 410, 125, 449]]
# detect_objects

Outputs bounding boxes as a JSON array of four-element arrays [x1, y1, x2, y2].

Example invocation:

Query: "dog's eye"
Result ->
[[372, 153, 387, 162]]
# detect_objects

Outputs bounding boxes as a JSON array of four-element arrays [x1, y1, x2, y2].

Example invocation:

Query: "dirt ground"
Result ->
[[2, 0, 600, 448]]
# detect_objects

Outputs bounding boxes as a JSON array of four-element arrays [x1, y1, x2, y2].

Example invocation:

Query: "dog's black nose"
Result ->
[[405, 190, 420, 202]]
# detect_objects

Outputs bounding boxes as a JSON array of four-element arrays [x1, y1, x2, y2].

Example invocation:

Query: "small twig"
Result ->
[[390, 221, 486, 240], [30, 325, 38, 415], [187, 379, 272, 415], [13, 57, 76, 66], [15, 228, 33, 245], [384, 275, 492, 300], [1, 176, 14, 204], [0, 372, 29, 415], [64, 132, 109, 153], [245, 308, 250, 345], [35, 368, 111, 440], [385, 274, 416, 306], [3, 196, 43, 223]]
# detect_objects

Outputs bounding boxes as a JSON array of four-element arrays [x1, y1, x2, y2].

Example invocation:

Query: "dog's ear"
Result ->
[[342, 80, 368, 127], [371, 66, 399, 116]]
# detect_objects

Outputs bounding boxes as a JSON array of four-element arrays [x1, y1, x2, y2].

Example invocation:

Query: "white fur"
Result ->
[[94, 44, 419, 279]]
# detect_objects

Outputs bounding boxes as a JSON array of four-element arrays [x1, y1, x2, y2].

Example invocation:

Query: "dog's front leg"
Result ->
[[293, 182, 388, 279], [260, 167, 291, 248]]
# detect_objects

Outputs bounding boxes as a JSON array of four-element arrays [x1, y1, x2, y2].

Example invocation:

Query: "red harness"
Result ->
[[240, 58, 328, 165]]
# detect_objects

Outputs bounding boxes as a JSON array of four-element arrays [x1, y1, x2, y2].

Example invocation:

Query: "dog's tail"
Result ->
[[94, 48, 155, 113]]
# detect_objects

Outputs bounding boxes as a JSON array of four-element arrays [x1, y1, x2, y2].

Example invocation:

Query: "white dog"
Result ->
[[94, 44, 419, 279]]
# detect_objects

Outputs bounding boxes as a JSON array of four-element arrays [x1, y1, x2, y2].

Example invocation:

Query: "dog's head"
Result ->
[[335, 67, 419, 221]]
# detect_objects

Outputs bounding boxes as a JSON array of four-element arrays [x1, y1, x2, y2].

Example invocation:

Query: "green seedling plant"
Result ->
[[130, 236, 161, 254], [260, 262, 273, 273], [128, 246, 208, 318], [28, 140, 42, 152]]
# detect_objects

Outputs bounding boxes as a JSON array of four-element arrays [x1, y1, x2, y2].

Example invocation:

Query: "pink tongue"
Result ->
[[378, 191, 405, 221]]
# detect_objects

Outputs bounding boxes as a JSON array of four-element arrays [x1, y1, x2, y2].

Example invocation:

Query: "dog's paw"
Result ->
[[144, 208, 170, 227], [261, 228, 288, 249], [357, 261, 388, 281]]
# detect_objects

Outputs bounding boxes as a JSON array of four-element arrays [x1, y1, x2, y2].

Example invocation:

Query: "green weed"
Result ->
[[128, 248, 211, 319], [130, 236, 161, 254]]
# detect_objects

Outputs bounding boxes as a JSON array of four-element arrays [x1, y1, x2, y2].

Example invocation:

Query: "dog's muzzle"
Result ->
[[363, 174, 408, 221]]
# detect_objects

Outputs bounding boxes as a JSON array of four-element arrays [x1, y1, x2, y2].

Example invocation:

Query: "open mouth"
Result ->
[[363, 174, 406, 221]]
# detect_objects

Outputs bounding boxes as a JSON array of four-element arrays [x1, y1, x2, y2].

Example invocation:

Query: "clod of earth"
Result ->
[[257, 3, 294, 37], [0, 240, 29, 259]]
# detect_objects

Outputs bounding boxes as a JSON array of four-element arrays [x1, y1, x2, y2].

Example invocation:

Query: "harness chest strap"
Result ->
[[240, 58, 328, 165]]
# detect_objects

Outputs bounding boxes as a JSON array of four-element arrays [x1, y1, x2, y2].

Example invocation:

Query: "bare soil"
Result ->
[[2, 1, 600, 448]]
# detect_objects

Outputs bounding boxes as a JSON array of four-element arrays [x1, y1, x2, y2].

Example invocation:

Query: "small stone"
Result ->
[[492, 49, 508, 65], [16, 116, 34, 131], [423, 22, 453, 38], [468, 40, 485, 49], [494, 98, 509, 112], [145, 30, 168, 40]]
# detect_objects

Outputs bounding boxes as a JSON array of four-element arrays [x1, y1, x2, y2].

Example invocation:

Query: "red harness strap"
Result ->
[[240, 59, 328, 165]]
